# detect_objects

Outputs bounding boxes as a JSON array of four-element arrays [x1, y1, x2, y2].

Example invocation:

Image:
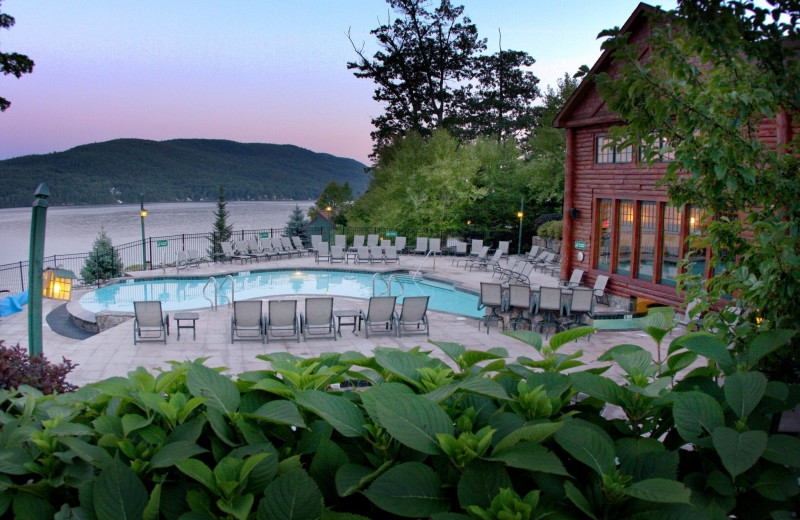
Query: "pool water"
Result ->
[[78, 270, 482, 317]]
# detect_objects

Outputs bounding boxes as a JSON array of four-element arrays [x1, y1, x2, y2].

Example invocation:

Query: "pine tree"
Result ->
[[81, 228, 123, 284], [284, 204, 309, 245], [209, 186, 233, 257]]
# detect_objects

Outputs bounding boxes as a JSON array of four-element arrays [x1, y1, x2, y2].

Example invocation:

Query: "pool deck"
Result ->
[[0, 252, 683, 387]]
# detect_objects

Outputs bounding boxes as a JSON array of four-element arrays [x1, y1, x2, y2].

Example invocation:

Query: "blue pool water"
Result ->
[[78, 269, 482, 317]]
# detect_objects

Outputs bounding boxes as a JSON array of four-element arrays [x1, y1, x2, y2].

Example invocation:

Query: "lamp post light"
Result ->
[[27, 183, 50, 356], [517, 197, 524, 255], [140, 194, 147, 270]]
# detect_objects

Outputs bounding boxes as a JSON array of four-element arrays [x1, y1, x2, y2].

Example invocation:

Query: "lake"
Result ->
[[0, 200, 314, 266]]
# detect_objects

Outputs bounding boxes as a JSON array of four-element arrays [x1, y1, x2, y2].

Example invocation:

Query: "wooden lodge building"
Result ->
[[553, 2, 795, 311]]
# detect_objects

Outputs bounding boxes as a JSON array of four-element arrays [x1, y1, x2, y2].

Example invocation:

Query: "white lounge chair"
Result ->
[[413, 237, 428, 255], [560, 268, 585, 289], [383, 245, 399, 263], [355, 246, 372, 264], [266, 300, 299, 343], [394, 236, 407, 253], [334, 234, 347, 250], [360, 296, 397, 338], [133, 301, 169, 344], [300, 297, 337, 341], [291, 236, 311, 256], [428, 238, 442, 256], [330, 246, 346, 263], [593, 275, 609, 304], [395, 296, 429, 337], [315, 242, 331, 263], [231, 300, 265, 343], [367, 234, 380, 247]]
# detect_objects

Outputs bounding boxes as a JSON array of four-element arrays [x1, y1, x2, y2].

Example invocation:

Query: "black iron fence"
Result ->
[[0, 225, 529, 296]]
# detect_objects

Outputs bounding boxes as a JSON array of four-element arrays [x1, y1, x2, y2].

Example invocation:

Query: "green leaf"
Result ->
[[503, 330, 543, 351], [563, 481, 597, 520], [623, 478, 692, 503], [373, 348, 431, 386], [335, 461, 393, 497], [493, 422, 563, 452], [176, 459, 217, 493], [752, 465, 800, 501], [143, 483, 161, 520], [549, 326, 595, 350], [554, 420, 615, 475], [258, 468, 323, 520], [485, 442, 570, 476], [746, 329, 797, 368], [294, 390, 366, 438], [712, 427, 767, 479], [186, 363, 240, 414], [679, 333, 733, 372], [250, 400, 307, 428], [569, 372, 626, 406], [459, 350, 507, 370], [724, 371, 766, 420], [60, 437, 113, 467], [363, 387, 452, 455], [672, 391, 724, 443], [598, 344, 643, 361], [456, 460, 512, 509], [763, 434, 800, 467], [121, 413, 153, 437], [457, 378, 510, 401], [12, 494, 55, 520], [93, 458, 148, 520], [149, 441, 207, 469], [362, 462, 449, 518], [310, 439, 349, 499], [429, 341, 465, 364], [612, 349, 653, 377]]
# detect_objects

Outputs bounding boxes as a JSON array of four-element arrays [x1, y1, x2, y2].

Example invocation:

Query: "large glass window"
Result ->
[[596, 136, 633, 164], [660, 205, 682, 286], [687, 205, 707, 278], [637, 202, 656, 281], [596, 199, 613, 271], [616, 201, 634, 275]]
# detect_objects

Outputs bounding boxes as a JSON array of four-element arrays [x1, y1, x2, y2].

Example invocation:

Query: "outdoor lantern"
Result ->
[[326, 206, 332, 212], [43, 268, 78, 300]]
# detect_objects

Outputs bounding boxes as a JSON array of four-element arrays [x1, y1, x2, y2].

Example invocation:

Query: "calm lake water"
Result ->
[[0, 201, 313, 266]]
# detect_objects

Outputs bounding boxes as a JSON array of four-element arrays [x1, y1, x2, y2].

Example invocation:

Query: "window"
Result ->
[[660, 205, 682, 286], [596, 136, 633, 164], [640, 136, 675, 162], [616, 201, 634, 275], [596, 199, 613, 271], [637, 202, 656, 281], [687, 205, 707, 278]]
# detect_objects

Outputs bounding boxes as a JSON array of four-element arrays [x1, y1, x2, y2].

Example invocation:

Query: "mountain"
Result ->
[[0, 138, 369, 207]]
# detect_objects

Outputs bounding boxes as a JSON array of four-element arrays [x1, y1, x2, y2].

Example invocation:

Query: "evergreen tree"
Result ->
[[284, 204, 309, 245], [80, 228, 122, 284], [1, 2, 35, 112], [209, 186, 232, 257]]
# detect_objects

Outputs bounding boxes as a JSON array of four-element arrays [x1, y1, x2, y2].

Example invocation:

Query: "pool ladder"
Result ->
[[372, 273, 405, 298], [203, 275, 234, 310]]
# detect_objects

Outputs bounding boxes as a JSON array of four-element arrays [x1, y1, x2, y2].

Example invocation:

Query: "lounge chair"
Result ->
[[508, 284, 532, 330], [279, 237, 301, 258], [330, 246, 346, 263], [383, 245, 399, 263], [355, 246, 372, 264], [593, 275, 609, 305], [395, 296, 429, 337], [300, 297, 336, 341], [526, 250, 549, 266], [266, 237, 290, 259], [381, 239, 391, 248], [560, 269, 585, 289], [505, 262, 534, 285], [360, 296, 397, 338], [530, 251, 555, 271], [478, 282, 504, 333], [310, 235, 323, 253], [187, 249, 205, 266], [235, 240, 257, 262], [246, 239, 273, 262], [469, 239, 484, 258], [221, 241, 251, 264], [542, 254, 562, 276], [176, 251, 189, 270], [315, 242, 331, 263], [133, 301, 169, 344], [334, 234, 347, 250], [496, 241, 510, 263], [413, 237, 428, 254], [350, 235, 365, 251], [266, 300, 299, 343], [394, 236, 407, 253], [450, 241, 468, 264], [291, 236, 312, 256], [428, 238, 442, 256], [469, 249, 503, 272], [231, 300, 265, 343], [463, 246, 490, 269], [367, 234, 380, 248]]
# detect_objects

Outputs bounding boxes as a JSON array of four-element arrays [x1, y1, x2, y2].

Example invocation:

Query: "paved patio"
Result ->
[[0, 252, 672, 387]]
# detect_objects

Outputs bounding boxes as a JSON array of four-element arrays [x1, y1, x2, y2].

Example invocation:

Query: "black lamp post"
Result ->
[[140, 194, 147, 270]]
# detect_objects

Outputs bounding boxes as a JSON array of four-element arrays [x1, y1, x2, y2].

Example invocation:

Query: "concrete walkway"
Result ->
[[0, 253, 670, 387]]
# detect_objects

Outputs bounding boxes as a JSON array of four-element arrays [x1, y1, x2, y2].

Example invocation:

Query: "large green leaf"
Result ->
[[549, 326, 595, 350], [186, 363, 240, 414], [554, 420, 615, 475], [712, 427, 767, 479], [763, 434, 800, 467], [493, 422, 563, 452], [752, 465, 800, 501], [429, 341, 466, 364], [309, 439, 349, 500], [258, 468, 323, 520], [457, 378, 511, 401], [149, 441, 207, 469], [93, 458, 149, 520], [363, 387, 452, 454], [569, 372, 626, 406], [623, 478, 692, 503], [362, 462, 449, 518], [60, 436, 113, 467], [373, 348, 432, 386], [176, 459, 217, 492], [11, 494, 55, 520], [503, 329, 543, 351], [723, 371, 766, 420], [294, 390, 366, 438], [746, 329, 797, 368], [672, 391, 724, 443], [485, 442, 570, 476], [456, 460, 512, 509], [250, 400, 307, 428], [678, 333, 733, 372], [612, 350, 652, 377], [335, 461, 393, 497], [563, 481, 597, 520]]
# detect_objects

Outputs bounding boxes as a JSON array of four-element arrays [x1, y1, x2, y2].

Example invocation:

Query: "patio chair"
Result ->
[[246, 239, 273, 262], [235, 240, 257, 262], [360, 296, 397, 338], [463, 246, 491, 270], [530, 251, 555, 271], [506, 262, 534, 285], [367, 234, 380, 247], [351, 234, 365, 251], [310, 235, 323, 253], [395, 296, 429, 337], [187, 249, 205, 266], [450, 241, 468, 264], [543, 254, 563, 276], [469, 240, 484, 258], [267, 237, 290, 259], [394, 236, 407, 254], [413, 237, 428, 254], [291, 236, 312, 256], [428, 238, 442, 256], [478, 282, 504, 333], [593, 275, 609, 305], [221, 241, 251, 264], [381, 239, 391, 248], [355, 246, 372, 264], [525, 246, 541, 262], [563, 287, 594, 329], [231, 300, 265, 343], [300, 297, 336, 341], [383, 245, 399, 263], [266, 299, 299, 343], [497, 241, 510, 263], [560, 268, 585, 289], [508, 284, 533, 330], [469, 249, 503, 272], [133, 301, 169, 344], [534, 286, 563, 338], [330, 245, 346, 263], [176, 251, 189, 270], [334, 234, 347, 250], [315, 242, 331, 263]]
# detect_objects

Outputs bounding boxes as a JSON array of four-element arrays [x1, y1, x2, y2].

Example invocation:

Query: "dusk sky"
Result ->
[[0, 1, 677, 165]]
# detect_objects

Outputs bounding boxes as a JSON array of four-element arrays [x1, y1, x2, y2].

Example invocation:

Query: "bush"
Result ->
[[0, 324, 797, 518], [533, 212, 561, 231], [0, 341, 78, 394], [537, 219, 563, 240]]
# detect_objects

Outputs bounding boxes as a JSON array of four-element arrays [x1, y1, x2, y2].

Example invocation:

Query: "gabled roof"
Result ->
[[553, 2, 659, 129]]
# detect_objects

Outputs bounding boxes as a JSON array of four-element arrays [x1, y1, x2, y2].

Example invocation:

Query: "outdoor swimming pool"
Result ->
[[78, 269, 483, 317]]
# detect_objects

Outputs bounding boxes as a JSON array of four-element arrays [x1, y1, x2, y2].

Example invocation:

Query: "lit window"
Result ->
[[637, 202, 656, 281], [596, 199, 613, 271], [660, 205, 682, 286], [616, 201, 634, 275], [596, 136, 633, 164]]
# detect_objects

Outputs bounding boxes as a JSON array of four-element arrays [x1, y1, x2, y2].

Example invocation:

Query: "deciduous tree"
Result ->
[[0, 1, 34, 112]]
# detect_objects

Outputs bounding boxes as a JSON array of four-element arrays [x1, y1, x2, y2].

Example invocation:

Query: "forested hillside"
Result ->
[[0, 139, 369, 207]]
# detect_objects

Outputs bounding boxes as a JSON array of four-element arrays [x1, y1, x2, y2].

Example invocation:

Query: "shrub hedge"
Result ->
[[0, 319, 798, 519]]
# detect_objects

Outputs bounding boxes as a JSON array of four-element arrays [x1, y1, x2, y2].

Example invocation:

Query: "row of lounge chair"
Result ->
[[324, 234, 408, 253], [220, 236, 311, 263], [230, 295, 431, 342]]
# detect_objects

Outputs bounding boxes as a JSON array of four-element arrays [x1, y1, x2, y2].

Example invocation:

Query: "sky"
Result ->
[[0, 0, 679, 165]]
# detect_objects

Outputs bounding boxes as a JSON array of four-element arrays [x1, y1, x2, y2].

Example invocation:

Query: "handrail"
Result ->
[[412, 250, 435, 279], [371, 273, 405, 298], [218, 275, 234, 308], [387, 274, 404, 298], [202, 277, 218, 310]]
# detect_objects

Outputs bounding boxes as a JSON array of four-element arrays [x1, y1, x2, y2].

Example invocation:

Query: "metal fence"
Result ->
[[0, 225, 523, 296]]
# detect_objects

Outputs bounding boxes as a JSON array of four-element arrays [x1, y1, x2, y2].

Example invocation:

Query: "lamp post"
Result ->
[[140, 194, 147, 270], [27, 183, 50, 356], [517, 197, 524, 255]]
